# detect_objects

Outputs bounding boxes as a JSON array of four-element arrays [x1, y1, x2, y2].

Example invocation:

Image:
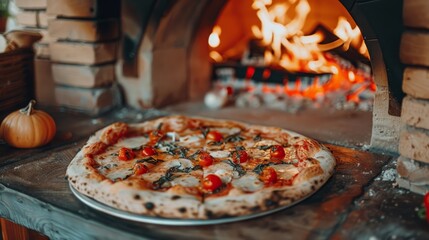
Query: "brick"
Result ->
[[400, 31, 429, 67], [34, 42, 50, 58], [15, 0, 47, 10], [34, 58, 56, 106], [403, 67, 429, 99], [16, 11, 38, 27], [370, 86, 400, 153], [54, 84, 120, 115], [403, 0, 429, 29], [397, 156, 429, 183], [38, 11, 49, 28], [399, 127, 429, 164], [38, 29, 57, 43], [48, 18, 119, 42], [52, 63, 115, 88], [401, 96, 429, 130], [16, 11, 49, 28], [50, 41, 117, 65], [47, 0, 120, 18], [396, 177, 429, 195]]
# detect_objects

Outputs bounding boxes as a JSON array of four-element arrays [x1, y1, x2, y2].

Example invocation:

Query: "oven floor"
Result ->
[[164, 101, 373, 148]]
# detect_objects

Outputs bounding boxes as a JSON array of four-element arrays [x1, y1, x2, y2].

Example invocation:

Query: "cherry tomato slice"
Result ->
[[270, 145, 285, 161], [141, 146, 157, 157], [133, 163, 148, 175], [118, 147, 135, 161], [232, 150, 249, 163], [199, 152, 214, 167], [203, 174, 223, 192], [188, 119, 202, 129], [260, 167, 278, 184], [149, 130, 164, 144], [206, 131, 223, 142]]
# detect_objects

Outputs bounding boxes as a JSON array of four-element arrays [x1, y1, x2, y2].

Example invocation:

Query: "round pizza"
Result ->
[[67, 115, 335, 219]]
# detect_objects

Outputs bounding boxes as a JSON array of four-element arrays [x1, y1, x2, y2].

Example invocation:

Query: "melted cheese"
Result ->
[[141, 172, 165, 183], [271, 164, 299, 180], [231, 172, 264, 192], [171, 175, 200, 187], [179, 134, 203, 143], [166, 132, 180, 142], [154, 158, 194, 172], [209, 150, 230, 159], [116, 136, 149, 149], [205, 162, 234, 183], [212, 127, 241, 136], [179, 134, 204, 148]]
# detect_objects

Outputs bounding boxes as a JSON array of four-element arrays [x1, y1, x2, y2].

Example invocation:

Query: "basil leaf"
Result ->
[[136, 157, 162, 165], [178, 147, 189, 158], [132, 145, 143, 151], [223, 159, 246, 177], [192, 165, 202, 171], [208, 141, 223, 146], [152, 166, 180, 189], [253, 134, 262, 141], [257, 145, 272, 150], [252, 163, 271, 174], [188, 150, 201, 160], [200, 127, 210, 138], [224, 132, 244, 143]]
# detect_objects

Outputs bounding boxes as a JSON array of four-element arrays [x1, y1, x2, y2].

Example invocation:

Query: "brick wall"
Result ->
[[397, 0, 429, 195]]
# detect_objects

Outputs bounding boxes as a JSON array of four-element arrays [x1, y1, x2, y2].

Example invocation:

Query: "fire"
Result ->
[[209, 25, 221, 48], [252, 0, 326, 73], [334, 17, 368, 57], [249, 0, 370, 74], [210, 0, 375, 107]]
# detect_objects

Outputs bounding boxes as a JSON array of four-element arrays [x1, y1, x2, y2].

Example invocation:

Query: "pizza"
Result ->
[[66, 115, 335, 219]]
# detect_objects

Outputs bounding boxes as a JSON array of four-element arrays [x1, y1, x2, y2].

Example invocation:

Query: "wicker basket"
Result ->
[[0, 48, 34, 115]]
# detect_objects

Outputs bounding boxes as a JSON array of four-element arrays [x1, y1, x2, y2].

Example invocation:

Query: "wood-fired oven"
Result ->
[[0, 0, 428, 239]]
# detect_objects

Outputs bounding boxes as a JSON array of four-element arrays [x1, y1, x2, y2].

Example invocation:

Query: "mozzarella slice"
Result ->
[[232, 172, 264, 192], [166, 132, 180, 142], [213, 127, 241, 136], [116, 136, 149, 149], [105, 167, 133, 181], [141, 172, 166, 184], [171, 175, 200, 187], [155, 158, 194, 172], [179, 134, 205, 148], [254, 140, 281, 147], [179, 134, 203, 143], [205, 162, 234, 183], [209, 150, 230, 159], [271, 164, 299, 180]]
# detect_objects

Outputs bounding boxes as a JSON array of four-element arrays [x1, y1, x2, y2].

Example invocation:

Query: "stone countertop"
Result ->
[[0, 108, 427, 239]]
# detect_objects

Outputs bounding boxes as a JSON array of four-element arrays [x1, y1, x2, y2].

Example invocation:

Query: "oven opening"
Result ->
[[163, 0, 374, 149]]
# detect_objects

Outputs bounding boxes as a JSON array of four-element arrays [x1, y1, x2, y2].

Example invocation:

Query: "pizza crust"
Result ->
[[67, 115, 336, 220]]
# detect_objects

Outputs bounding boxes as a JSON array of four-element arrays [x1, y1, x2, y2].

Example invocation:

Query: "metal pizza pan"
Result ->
[[69, 183, 311, 226]]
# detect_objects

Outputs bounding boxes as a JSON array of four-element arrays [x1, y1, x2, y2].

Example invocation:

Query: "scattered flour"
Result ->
[[375, 168, 397, 181]]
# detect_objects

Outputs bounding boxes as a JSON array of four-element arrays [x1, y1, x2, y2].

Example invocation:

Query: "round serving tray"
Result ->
[[69, 183, 310, 226]]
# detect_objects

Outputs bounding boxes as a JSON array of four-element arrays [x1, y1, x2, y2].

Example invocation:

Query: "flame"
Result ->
[[212, 0, 375, 106], [209, 51, 223, 62], [252, 0, 329, 73], [209, 26, 221, 48], [334, 17, 368, 57], [251, 0, 370, 74], [346, 83, 368, 103], [348, 70, 356, 82]]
